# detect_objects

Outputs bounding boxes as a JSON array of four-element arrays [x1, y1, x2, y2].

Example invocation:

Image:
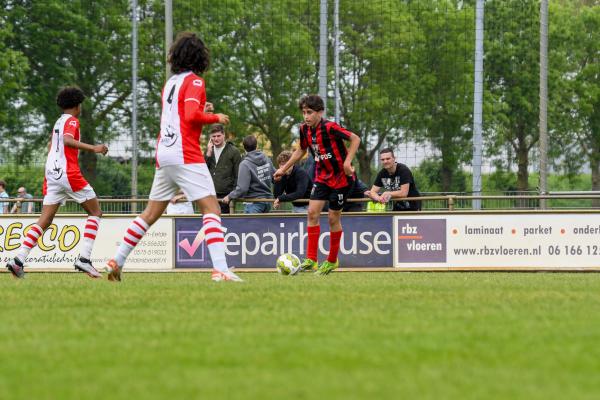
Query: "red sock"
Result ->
[[328, 230, 343, 263], [307, 225, 320, 261]]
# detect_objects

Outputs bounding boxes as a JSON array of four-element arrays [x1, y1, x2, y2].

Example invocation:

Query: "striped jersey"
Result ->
[[299, 119, 355, 189], [156, 71, 219, 167], [43, 114, 88, 194]]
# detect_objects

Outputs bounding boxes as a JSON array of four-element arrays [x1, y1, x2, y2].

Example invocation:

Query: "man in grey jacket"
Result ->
[[205, 124, 242, 214], [223, 135, 275, 213]]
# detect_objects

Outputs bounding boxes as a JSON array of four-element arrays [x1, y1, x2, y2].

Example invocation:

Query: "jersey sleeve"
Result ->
[[183, 75, 206, 106], [182, 76, 219, 124], [328, 122, 353, 140], [63, 117, 80, 139]]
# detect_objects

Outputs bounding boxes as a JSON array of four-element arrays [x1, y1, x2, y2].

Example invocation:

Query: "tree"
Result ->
[[171, 0, 318, 158], [336, 1, 418, 183], [0, 17, 29, 168], [6, 0, 133, 183], [484, 0, 541, 193], [407, 0, 475, 192], [552, 3, 600, 196]]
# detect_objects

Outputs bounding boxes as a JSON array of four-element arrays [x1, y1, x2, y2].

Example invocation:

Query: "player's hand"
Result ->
[[222, 196, 230, 204], [343, 161, 354, 176], [94, 144, 109, 155], [273, 198, 280, 209], [204, 102, 214, 112], [215, 113, 229, 125], [273, 168, 285, 182]]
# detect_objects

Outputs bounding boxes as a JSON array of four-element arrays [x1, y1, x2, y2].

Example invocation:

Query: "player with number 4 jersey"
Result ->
[[106, 31, 241, 283]]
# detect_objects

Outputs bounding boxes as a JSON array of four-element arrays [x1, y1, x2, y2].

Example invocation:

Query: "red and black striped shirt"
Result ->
[[299, 119, 355, 189]]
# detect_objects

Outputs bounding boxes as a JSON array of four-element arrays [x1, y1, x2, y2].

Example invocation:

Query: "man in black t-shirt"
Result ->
[[368, 148, 421, 211]]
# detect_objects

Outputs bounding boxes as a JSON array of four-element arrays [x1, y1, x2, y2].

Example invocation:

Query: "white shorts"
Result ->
[[149, 163, 216, 202], [43, 184, 97, 205]]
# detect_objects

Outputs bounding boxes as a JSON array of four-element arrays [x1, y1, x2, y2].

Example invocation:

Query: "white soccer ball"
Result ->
[[276, 253, 301, 275]]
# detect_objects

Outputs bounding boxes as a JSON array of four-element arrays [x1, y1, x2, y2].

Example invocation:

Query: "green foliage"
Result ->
[[1, 0, 599, 196], [414, 158, 468, 193], [6, 0, 133, 181]]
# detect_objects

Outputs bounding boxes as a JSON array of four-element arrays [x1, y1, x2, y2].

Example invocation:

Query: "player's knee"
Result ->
[[91, 210, 103, 218], [307, 208, 320, 223]]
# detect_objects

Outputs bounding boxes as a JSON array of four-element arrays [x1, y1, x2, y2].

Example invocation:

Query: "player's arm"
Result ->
[[274, 147, 306, 181], [184, 101, 227, 125], [63, 135, 108, 155], [343, 132, 360, 176]]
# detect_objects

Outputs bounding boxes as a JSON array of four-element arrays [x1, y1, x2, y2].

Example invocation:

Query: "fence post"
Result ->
[[448, 196, 455, 211]]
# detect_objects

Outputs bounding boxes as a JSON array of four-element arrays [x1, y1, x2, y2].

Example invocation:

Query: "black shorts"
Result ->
[[310, 180, 354, 211]]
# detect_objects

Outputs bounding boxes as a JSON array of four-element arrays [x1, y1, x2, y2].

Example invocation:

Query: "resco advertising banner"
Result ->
[[175, 215, 394, 268], [0, 217, 173, 271], [394, 213, 600, 269]]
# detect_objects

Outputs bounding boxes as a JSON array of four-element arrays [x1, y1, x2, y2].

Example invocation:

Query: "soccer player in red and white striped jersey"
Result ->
[[6, 86, 108, 279], [105, 32, 241, 282], [274, 95, 361, 275]]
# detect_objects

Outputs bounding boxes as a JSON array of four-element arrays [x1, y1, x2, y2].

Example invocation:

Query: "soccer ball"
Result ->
[[276, 253, 301, 275]]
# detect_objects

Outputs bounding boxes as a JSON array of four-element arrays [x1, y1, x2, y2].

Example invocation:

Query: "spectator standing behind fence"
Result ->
[[0, 180, 9, 214], [205, 124, 241, 214], [223, 135, 275, 214], [273, 150, 313, 213], [11, 187, 34, 214], [368, 148, 421, 211]]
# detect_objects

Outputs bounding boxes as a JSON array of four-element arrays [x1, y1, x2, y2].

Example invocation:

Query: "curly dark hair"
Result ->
[[298, 95, 324, 112], [56, 86, 86, 110], [168, 32, 210, 74]]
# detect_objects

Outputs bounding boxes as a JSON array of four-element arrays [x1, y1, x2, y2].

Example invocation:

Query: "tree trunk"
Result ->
[[591, 157, 600, 208], [441, 155, 454, 193], [357, 147, 373, 185], [516, 134, 530, 208]]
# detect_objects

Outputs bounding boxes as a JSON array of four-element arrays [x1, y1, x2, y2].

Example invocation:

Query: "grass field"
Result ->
[[1, 272, 600, 400]]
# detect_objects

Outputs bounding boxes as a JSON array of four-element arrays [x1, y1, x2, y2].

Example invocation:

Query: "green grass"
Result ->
[[1, 272, 600, 399]]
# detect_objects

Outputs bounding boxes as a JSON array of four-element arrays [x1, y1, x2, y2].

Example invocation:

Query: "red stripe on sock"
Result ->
[[30, 225, 42, 236], [84, 233, 97, 239], [26, 233, 39, 242], [85, 223, 98, 231], [127, 228, 143, 240], [205, 227, 223, 235], [133, 220, 148, 232], [123, 237, 137, 247], [206, 237, 224, 245], [203, 217, 220, 225]]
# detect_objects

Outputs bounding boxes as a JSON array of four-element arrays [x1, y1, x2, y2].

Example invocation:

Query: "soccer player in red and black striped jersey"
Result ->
[[274, 95, 360, 275]]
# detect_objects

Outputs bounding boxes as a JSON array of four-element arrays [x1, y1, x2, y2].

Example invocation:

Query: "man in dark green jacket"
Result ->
[[205, 124, 242, 214]]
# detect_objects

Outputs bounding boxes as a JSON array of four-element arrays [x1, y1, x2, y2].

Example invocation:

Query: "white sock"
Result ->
[[115, 216, 149, 267], [203, 213, 228, 273], [79, 216, 100, 259], [17, 224, 43, 262]]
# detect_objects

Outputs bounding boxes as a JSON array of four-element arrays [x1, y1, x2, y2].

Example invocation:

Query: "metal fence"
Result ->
[[3, 193, 600, 215]]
